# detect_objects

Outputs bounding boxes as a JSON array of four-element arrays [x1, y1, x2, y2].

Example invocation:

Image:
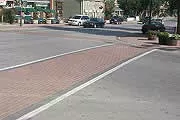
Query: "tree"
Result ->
[[3, 9, 16, 24], [104, 0, 115, 19], [169, 0, 180, 34]]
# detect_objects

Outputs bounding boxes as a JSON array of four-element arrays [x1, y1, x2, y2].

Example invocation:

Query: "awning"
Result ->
[[43, 9, 55, 13], [35, 6, 44, 12], [25, 8, 36, 12], [15, 7, 36, 12]]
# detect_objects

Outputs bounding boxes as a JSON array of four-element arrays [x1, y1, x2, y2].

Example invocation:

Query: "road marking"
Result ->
[[0, 44, 112, 72], [16, 49, 157, 120]]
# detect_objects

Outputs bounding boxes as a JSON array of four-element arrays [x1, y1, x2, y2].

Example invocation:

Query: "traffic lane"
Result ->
[[0, 31, 104, 69], [31, 49, 180, 120]]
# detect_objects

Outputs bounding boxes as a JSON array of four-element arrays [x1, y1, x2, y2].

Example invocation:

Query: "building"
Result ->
[[1, 0, 105, 22], [53, 0, 105, 19]]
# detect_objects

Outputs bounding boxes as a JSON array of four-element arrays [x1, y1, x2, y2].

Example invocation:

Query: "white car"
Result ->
[[68, 15, 90, 26]]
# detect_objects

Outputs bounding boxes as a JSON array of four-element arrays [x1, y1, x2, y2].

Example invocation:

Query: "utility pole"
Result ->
[[20, 0, 22, 26], [149, 0, 152, 24], [56, 0, 58, 19], [1, 8, 3, 24]]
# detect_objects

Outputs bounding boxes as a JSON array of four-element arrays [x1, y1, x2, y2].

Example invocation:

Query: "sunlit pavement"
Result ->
[[30, 49, 180, 120], [0, 23, 179, 120]]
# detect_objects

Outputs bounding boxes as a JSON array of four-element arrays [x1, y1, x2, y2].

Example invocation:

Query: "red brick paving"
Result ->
[[0, 44, 145, 119]]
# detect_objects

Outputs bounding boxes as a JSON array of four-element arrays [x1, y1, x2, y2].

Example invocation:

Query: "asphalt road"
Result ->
[[0, 24, 142, 69], [29, 49, 180, 120]]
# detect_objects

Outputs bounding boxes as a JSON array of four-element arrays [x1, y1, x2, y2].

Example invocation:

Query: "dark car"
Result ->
[[38, 18, 46, 24], [24, 19, 33, 24], [142, 17, 150, 24], [142, 21, 165, 34], [47, 17, 59, 24], [23, 15, 33, 24], [83, 18, 105, 28], [110, 16, 123, 24]]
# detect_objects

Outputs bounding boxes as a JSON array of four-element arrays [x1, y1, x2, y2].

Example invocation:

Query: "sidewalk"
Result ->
[[0, 23, 65, 31]]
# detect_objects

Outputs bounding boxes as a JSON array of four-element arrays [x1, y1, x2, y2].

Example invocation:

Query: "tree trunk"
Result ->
[[177, 7, 180, 34]]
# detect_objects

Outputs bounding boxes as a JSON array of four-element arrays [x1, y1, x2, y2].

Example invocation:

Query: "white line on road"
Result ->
[[16, 49, 157, 120], [0, 44, 112, 72]]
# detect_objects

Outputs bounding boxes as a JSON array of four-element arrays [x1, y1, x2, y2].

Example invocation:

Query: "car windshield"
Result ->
[[72, 16, 81, 19]]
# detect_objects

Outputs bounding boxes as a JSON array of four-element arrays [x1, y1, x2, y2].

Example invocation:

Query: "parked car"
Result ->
[[24, 18, 33, 24], [152, 18, 164, 24], [47, 17, 59, 24], [110, 16, 123, 24], [38, 18, 46, 24], [68, 15, 90, 26], [83, 18, 105, 28], [24, 15, 33, 24], [142, 16, 150, 24], [142, 17, 164, 24], [142, 21, 165, 34]]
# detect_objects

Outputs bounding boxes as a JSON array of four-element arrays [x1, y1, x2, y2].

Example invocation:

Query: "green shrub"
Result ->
[[157, 32, 169, 45], [147, 30, 158, 40], [171, 34, 180, 40], [3, 8, 16, 24], [148, 30, 158, 36]]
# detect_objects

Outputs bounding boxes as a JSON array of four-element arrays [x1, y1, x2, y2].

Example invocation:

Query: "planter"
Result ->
[[148, 35, 157, 40], [167, 37, 178, 46], [158, 32, 169, 45], [158, 37, 168, 45], [147, 30, 157, 40]]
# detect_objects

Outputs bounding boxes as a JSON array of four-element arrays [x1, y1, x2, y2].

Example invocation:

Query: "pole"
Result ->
[[20, 0, 22, 26], [149, 0, 152, 24], [56, 0, 58, 19], [1, 8, 3, 24]]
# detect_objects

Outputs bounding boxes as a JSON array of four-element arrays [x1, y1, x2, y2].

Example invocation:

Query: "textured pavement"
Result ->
[[0, 43, 146, 120], [0, 24, 180, 120], [31, 49, 180, 120]]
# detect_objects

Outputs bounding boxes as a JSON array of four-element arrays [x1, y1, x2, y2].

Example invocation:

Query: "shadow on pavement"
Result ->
[[104, 26, 141, 31], [39, 25, 141, 37]]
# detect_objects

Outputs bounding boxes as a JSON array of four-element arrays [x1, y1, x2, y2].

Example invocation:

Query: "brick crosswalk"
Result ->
[[0, 43, 146, 120]]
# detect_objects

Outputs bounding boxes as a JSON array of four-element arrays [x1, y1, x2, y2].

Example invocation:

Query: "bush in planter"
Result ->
[[157, 32, 169, 45], [147, 30, 158, 40], [167, 34, 180, 46]]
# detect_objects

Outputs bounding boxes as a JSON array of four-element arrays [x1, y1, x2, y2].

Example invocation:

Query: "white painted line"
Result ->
[[0, 44, 112, 72], [16, 49, 157, 120]]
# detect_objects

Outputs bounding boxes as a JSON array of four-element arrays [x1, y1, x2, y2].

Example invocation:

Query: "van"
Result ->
[[68, 15, 90, 26]]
